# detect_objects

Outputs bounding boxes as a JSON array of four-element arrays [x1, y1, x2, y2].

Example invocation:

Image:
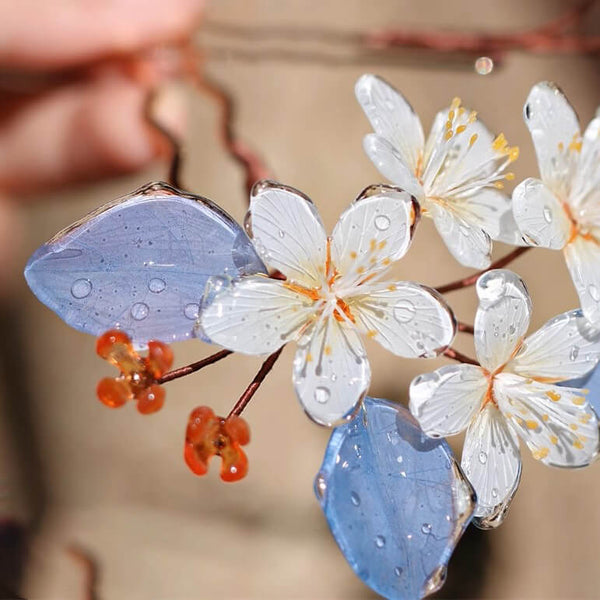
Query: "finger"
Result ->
[[0, 0, 204, 70], [0, 71, 176, 196]]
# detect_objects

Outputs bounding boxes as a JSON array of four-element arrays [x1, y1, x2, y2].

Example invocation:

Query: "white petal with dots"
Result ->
[[409, 364, 488, 437], [247, 181, 328, 288], [355, 74, 424, 173], [564, 235, 600, 326], [461, 403, 521, 529], [331, 185, 419, 289], [523, 81, 581, 194], [512, 178, 571, 249], [494, 373, 599, 468], [200, 276, 317, 354], [474, 270, 532, 372], [349, 281, 456, 358], [293, 313, 371, 427], [508, 309, 600, 382]]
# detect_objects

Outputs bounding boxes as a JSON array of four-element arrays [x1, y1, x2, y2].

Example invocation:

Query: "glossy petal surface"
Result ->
[[474, 270, 532, 371], [316, 397, 475, 599], [564, 235, 600, 325], [25, 182, 266, 345]]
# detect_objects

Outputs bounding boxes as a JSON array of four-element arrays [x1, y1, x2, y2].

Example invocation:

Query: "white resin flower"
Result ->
[[201, 181, 456, 427], [409, 269, 600, 528], [355, 74, 522, 269], [513, 82, 600, 324]]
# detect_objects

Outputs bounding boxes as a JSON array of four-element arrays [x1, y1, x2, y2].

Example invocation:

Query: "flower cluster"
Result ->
[[24, 73, 600, 598]]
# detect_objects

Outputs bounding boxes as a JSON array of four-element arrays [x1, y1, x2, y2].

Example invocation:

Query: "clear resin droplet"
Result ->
[[474, 56, 494, 75], [315, 397, 475, 599]]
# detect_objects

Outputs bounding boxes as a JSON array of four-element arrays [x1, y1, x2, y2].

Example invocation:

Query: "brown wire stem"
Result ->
[[143, 88, 184, 190], [443, 347, 479, 366], [158, 349, 233, 384], [228, 347, 284, 418], [182, 45, 271, 201], [457, 321, 475, 335], [435, 246, 531, 294], [67, 544, 100, 600]]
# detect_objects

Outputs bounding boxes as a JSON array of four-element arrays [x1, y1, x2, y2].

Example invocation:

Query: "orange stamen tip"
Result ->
[[95, 330, 173, 414], [184, 406, 250, 482]]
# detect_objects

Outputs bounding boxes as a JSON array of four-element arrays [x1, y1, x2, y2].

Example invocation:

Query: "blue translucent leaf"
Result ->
[[563, 364, 600, 418], [25, 182, 266, 345], [315, 396, 475, 600]]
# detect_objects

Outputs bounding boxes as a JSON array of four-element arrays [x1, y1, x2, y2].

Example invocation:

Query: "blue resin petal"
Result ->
[[315, 396, 475, 600], [563, 365, 600, 417], [25, 182, 266, 345]]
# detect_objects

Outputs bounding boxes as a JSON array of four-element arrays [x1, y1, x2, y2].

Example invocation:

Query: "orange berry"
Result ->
[[97, 377, 131, 408], [224, 415, 250, 446], [220, 446, 248, 482], [96, 329, 131, 360], [146, 341, 174, 378], [184, 442, 210, 476], [136, 384, 165, 414]]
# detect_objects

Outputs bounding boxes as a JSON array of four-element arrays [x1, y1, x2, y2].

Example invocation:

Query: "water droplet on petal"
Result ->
[[71, 278, 92, 299], [374, 215, 391, 231], [394, 567, 403, 577], [393, 300, 416, 323], [351, 491, 361, 506], [148, 278, 166, 293], [421, 523, 432, 534], [184, 303, 200, 320], [491, 487, 499, 498], [589, 284, 600, 302], [543, 206, 553, 223], [131, 302, 149, 321], [314, 386, 331, 404], [278, 230, 285, 238], [570, 346, 580, 361], [474, 56, 494, 75], [375, 535, 386, 548], [478, 451, 488, 464]]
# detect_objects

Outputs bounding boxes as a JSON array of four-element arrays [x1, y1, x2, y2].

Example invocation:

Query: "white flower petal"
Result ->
[[571, 114, 600, 220], [509, 310, 600, 381], [355, 74, 424, 172], [494, 373, 599, 468], [461, 403, 521, 528], [248, 180, 327, 287], [564, 234, 600, 325], [409, 364, 488, 437], [474, 270, 532, 371], [200, 276, 316, 354], [331, 184, 419, 288], [362, 134, 424, 199], [429, 202, 492, 269], [349, 281, 456, 358], [423, 107, 516, 202], [512, 178, 571, 249], [293, 315, 370, 427], [523, 82, 581, 192]]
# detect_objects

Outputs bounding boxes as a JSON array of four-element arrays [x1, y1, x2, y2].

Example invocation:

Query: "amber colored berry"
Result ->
[[95, 330, 173, 415], [136, 384, 165, 414], [97, 377, 131, 408], [184, 406, 250, 482], [145, 341, 174, 378]]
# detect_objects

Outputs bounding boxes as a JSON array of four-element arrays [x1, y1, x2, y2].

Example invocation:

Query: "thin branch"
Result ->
[[435, 246, 531, 295], [443, 347, 479, 366], [67, 544, 100, 600], [143, 88, 184, 190], [158, 349, 233, 384], [457, 321, 475, 335], [228, 347, 284, 418], [182, 45, 271, 201]]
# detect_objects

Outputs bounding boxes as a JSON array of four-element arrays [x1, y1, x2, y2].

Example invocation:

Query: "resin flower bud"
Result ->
[[184, 406, 250, 482], [95, 330, 173, 414]]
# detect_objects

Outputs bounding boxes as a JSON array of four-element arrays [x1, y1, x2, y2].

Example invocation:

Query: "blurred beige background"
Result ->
[[2, 0, 600, 598]]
